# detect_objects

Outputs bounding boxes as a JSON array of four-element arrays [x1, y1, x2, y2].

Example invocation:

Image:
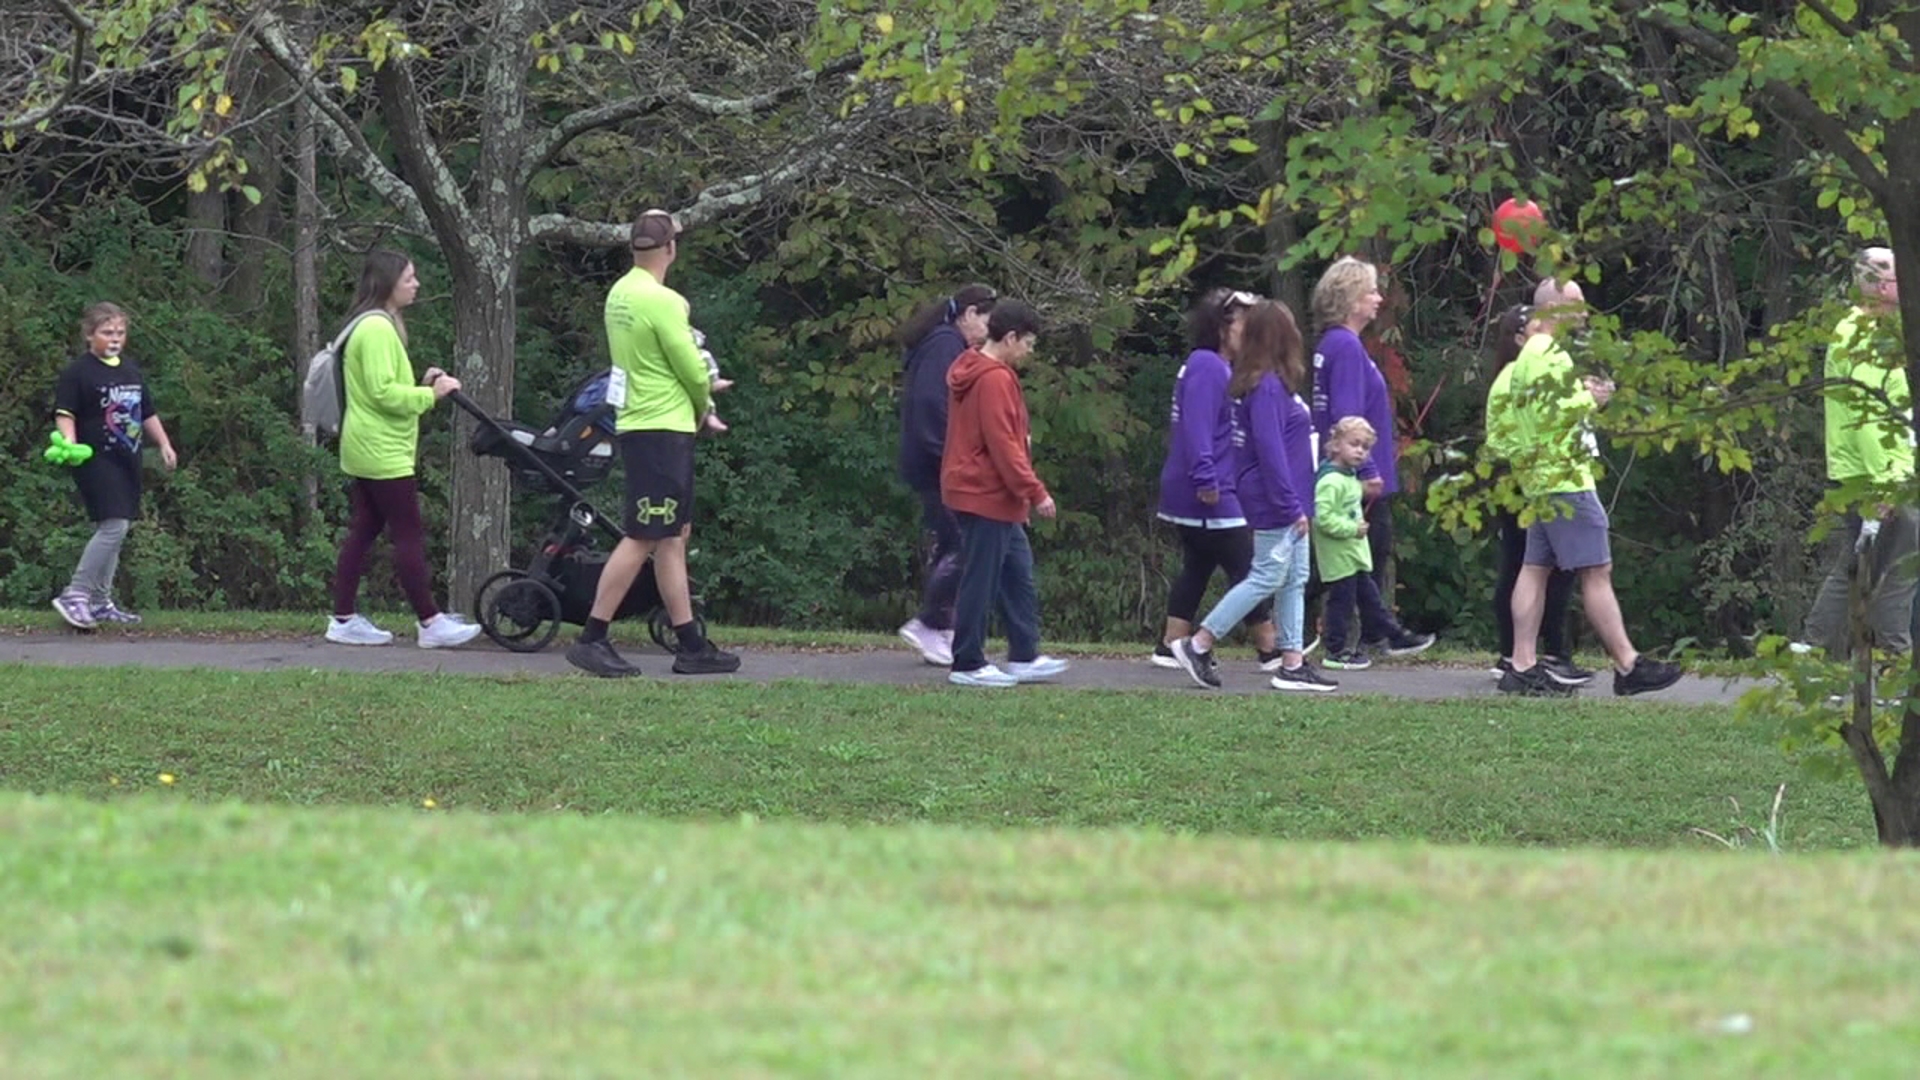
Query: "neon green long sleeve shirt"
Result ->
[[604, 267, 711, 433], [339, 313, 435, 480]]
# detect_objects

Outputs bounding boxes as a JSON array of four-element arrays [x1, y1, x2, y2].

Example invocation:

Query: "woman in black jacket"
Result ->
[[896, 283, 998, 665]]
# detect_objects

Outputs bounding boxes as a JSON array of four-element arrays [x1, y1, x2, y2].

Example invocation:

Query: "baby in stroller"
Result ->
[[695, 327, 733, 434]]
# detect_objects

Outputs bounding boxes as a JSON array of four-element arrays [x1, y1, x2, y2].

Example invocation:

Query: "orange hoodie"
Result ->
[[941, 347, 1050, 523]]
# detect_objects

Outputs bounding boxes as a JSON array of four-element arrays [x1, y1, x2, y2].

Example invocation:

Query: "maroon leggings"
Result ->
[[332, 477, 438, 621]]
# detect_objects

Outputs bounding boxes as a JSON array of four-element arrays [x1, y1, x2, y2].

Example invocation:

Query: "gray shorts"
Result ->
[[1523, 491, 1611, 570]]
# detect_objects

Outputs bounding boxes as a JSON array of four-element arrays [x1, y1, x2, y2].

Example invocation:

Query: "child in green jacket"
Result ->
[[1313, 416, 1434, 669]]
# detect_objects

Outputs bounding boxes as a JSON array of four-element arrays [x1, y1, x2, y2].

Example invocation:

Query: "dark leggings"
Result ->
[[1165, 523, 1271, 628], [1493, 510, 1574, 659], [332, 476, 439, 621], [914, 488, 963, 631]]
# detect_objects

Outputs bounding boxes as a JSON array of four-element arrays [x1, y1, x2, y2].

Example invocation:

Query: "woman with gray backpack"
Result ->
[[318, 249, 482, 649]]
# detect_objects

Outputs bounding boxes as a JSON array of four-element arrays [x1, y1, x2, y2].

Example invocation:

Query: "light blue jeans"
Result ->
[[1201, 527, 1311, 651]]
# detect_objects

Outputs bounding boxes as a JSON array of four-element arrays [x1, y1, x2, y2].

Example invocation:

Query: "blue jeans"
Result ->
[[1200, 527, 1311, 650], [950, 512, 1041, 673]]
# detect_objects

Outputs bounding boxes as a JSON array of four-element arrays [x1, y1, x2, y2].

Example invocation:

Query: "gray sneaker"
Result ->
[[52, 590, 96, 631], [1271, 664, 1339, 693], [89, 599, 142, 625]]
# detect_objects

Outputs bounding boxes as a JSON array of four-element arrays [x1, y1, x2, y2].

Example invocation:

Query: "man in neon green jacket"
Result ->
[[565, 209, 739, 678], [1797, 247, 1912, 659]]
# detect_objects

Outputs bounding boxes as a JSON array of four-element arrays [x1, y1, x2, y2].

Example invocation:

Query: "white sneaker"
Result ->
[[326, 614, 394, 646], [418, 612, 483, 649], [1005, 656, 1070, 683], [949, 664, 1019, 688], [898, 618, 953, 666]]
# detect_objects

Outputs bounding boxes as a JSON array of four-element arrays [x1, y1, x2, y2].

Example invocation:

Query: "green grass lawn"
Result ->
[[2, 791, 1915, 1078], [0, 664, 1867, 849]]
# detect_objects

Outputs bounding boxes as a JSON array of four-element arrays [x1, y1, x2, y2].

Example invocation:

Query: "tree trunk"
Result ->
[[292, 16, 322, 515], [185, 180, 226, 289], [228, 45, 283, 316], [1257, 117, 1307, 316], [443, 259, 519, 617], [1873, 95, 1920, 845]]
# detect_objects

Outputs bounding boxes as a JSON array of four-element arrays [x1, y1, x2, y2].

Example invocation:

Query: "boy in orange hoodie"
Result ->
[[940, 301, 1071, 688]]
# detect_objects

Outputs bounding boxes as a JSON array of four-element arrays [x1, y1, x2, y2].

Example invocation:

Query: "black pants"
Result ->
[[1492, 510, 1575, 659], [1323, 572, 1401, 654], [1164, 523, 1271, 629], [913, 488, 963, 630]]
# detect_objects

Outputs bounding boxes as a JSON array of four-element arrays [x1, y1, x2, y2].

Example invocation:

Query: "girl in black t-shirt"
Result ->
[[49, 302, 177, 630]]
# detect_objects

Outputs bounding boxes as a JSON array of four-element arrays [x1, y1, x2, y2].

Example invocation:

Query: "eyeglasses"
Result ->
[[1220, 290, 1260, 312]]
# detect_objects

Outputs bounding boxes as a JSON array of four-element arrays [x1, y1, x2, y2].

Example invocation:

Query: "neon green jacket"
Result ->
[[1824, 306, 1913, 484], [1312, 463, 1371, 582], [605, 267, 711, 433], [339, 313, 436, 480], [1484, 333, 1598, 500]]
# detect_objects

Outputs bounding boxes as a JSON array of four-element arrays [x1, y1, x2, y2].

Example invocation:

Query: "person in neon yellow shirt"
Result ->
[[1485, 277, 1682, 697], [325, 249, 482, 650], [566, 209, 739, 678], [1797, 247, 1912, 658]]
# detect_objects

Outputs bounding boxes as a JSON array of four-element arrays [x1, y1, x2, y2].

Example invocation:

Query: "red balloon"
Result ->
[[1492, 198, 1546, 254]]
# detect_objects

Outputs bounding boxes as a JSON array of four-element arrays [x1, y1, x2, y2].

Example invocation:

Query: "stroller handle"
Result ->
[[446, 388, 626, 543]]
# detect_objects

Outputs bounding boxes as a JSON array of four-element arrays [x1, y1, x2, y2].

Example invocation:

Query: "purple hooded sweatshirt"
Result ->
[[1232, 373, 1317, 530], [1156, 349, 1245, 523], [1309, 325, 1398, 495]]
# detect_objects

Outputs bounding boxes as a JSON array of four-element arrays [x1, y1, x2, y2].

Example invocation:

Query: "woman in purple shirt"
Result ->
[[1307, 256, 1424, 667], [1169, 300, 1336, 692], [1151, 288, 1280, 669]]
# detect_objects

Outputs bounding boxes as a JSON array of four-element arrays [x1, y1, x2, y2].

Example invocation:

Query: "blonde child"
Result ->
[[49, 302, 178, 630], [1313, 416, 1434, 669]]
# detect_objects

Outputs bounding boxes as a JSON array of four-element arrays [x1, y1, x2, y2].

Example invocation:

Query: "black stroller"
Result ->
[[453, 373, 706, 653]]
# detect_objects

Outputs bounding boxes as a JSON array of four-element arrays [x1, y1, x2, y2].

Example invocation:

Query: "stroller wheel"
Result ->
[[476, 570, 562, 653], [647, 606, 708, 654]]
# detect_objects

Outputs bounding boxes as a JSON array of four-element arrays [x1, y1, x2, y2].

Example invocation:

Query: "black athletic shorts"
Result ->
[[619, 430, 696, 539]]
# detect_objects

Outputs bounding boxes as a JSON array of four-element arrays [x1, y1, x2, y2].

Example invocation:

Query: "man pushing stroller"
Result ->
[[566, 209, 740, 678]]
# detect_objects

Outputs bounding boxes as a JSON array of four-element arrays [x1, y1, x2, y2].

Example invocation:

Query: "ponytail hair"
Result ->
[[894, 282, 999, 348]]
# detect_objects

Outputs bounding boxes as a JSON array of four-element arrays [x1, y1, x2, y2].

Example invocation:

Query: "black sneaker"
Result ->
[[1322, 649, 1372, 671], [1382, 631, 1436, 658], [1490, 657, 1513, 678], [1150, 642, 1181, 669], [672, 643, 742, 675], [1257, 647, 1287, 672], [1497, 664, 1575, 696], [1170, 637, 1222, 689], [1542, 655, 1596, 687], [1614, 656, 1683, 697], [1271, 664, 1338, 693], [567, 638, 641, 678]]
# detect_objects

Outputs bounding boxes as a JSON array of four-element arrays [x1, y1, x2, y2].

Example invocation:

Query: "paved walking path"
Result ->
[[2, 631, 1756, 704]]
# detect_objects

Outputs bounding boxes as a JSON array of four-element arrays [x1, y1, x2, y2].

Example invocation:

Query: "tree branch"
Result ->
[[521, 93, 674, 178], [372, 45, 474, 243], [2, 1, 91, 132], [251, 10, 432, 236], [1799, 0, 1858, 38], [527, 141, 838, 246], [519, 55, 863, 180], [1637, 7, 1888, 203]]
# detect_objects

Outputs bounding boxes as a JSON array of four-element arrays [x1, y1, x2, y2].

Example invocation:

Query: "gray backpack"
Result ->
[[301, 310, 389, 435]]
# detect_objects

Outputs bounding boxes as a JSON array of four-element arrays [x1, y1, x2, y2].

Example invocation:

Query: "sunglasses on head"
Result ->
[[1221, 290, 1260, 312]]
